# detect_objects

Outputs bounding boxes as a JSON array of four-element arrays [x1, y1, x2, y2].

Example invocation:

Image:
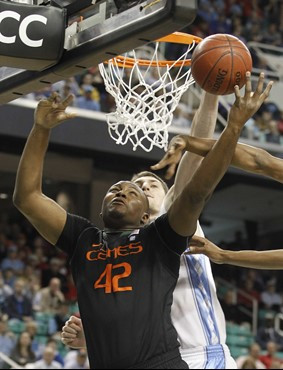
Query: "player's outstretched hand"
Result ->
[[35, 92, 77, 129], [186, 236, 225, 265], [61, 316, 87, 349], [229, 71, 273, 129], [151, 135, 187, 180]]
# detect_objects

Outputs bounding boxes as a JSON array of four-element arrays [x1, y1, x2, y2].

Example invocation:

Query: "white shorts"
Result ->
[[181, 344, 238, 369]]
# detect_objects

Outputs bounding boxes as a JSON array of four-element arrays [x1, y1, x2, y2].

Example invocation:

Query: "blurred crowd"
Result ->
[[0, 214, 89, 369], [186, 0, 283, 48], [236, 341, 283, 369]]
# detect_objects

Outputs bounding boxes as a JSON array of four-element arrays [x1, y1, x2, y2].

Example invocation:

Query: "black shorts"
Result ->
[[130, 349, 189, 369]]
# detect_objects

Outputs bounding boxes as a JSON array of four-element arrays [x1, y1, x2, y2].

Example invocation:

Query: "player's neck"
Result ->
[[104, 220, 142, 232], [104, 226, 141, 233]]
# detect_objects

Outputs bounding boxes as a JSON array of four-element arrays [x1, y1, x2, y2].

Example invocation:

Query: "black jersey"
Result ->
[[57, 213, 189, 369]]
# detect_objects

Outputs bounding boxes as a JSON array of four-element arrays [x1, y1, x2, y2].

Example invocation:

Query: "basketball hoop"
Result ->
[[99, 32, 202, 152]]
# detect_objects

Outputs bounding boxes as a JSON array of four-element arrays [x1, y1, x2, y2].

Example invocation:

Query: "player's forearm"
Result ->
[[190, 92, 219, 137], [174, 93, 218, 198], [13, 124, 51, 208], [186, 137, 264, 172], [186, 136, 283, 183], [221, 249, 283, 270]]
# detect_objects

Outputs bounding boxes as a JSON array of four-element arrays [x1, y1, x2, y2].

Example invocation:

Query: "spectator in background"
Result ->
[[33, 240, 48, 271], [41, 257, 67, 291], [44, 338, 65, 367], [34, 278, 65, 314], [236, 343, 266, 369], [3, 278, 33, 322], [55, 302, 70, 332], [28, 86, 52, 101], [3, 268, 17, 289], [0, 274, 13, 311], [238, 278, 261, 309], [79, 73, 100, 102], [10, 331, 36, 367], [172, 103, 194, 129], [261, 280, 282, 311], [220, 289, 242, 324], [1, 245, 25, 274], [259, 341, 282, 369], [52, 78, 80, 98], [0, 232, 8, 260], [266, 120, 280, 144], [27, 346, 62, 369], [64, 349, 89, 369], [64, 274, 77, 303], [240, 357, 257, 369], [27, 276, 41, 312], [25, 320, 43, 357], [0, 318, 16, 367], [277, 111, 283, 135], [256, 313, 283, 351], [76, 85, 101, 111], [60, 84, 76, 106], [209, 12, 232, 34]]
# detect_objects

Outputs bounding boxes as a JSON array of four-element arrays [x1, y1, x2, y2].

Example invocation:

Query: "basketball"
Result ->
[[191, 34, 253, 95]]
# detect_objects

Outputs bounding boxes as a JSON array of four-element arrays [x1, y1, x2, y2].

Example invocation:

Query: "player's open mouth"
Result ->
[[111, 199, 125, 205]]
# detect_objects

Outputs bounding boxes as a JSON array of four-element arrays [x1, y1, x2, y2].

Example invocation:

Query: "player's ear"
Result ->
[[140, 213, 150, 226], [99, 212, 103, 219]]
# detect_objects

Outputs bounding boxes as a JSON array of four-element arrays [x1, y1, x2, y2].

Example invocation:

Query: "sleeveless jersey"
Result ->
[[57, 213, 190, 369]]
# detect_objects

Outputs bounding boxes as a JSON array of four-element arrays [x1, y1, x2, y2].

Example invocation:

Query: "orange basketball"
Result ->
[[191, 34, 253, 95]]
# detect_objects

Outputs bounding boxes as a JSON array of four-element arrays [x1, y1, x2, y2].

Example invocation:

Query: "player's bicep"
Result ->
[[168, 190, 201, 237], [20, 193, 67, 246]]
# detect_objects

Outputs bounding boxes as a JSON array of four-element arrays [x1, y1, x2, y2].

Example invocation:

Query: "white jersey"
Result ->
[[171, 222, 237, 369]]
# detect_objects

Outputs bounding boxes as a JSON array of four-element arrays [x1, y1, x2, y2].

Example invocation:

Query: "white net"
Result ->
[[99, 38, 197, 152]]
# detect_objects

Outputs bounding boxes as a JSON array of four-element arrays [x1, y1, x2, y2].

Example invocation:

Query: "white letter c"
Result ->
[[0, 10, 20, 44], [19, 14, 47, 48]]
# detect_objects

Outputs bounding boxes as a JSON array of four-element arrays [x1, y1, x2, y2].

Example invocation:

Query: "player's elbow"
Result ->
[[13, 191, 35, 215], [13, 194, 28, 215], [13, 191, 23, 210]]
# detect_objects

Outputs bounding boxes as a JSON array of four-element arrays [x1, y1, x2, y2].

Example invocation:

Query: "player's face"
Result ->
[[102, 181, 149, 229], [133, 176, 166, 215]]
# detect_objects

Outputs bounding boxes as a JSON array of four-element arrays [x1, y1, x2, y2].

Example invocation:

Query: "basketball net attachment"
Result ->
[[99, 33, 202, 152]]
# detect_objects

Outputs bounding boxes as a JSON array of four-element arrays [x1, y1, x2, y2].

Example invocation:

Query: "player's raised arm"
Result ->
[[13, 93, 77, 245], [188, 236, 283, 270], [167, 72, 273, 237]]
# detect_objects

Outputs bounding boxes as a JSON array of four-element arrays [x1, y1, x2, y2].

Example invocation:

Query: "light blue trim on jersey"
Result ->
[[205, 345, 226, 369], [184, 255, 209, 345], [202, 257, 221, 342], [185, 254, 221, 346]]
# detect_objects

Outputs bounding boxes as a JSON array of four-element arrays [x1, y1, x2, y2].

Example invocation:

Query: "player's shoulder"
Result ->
[[65, 213, 99, 238]]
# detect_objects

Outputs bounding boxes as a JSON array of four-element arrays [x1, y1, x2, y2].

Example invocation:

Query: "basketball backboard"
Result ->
[[0, 0, 198, 104]]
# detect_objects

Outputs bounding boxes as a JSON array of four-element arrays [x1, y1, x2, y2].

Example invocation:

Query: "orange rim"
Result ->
[[105, 32, 202, 68]]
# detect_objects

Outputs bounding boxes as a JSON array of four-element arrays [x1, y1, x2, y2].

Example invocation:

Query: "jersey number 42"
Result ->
[[94, 263, 132, 294]]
